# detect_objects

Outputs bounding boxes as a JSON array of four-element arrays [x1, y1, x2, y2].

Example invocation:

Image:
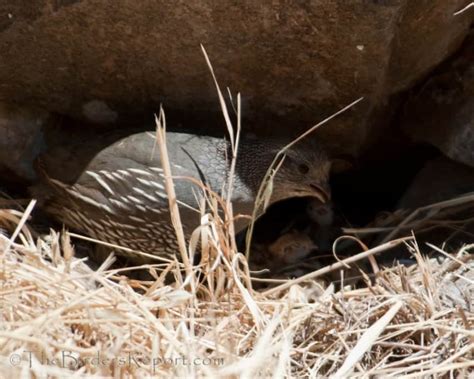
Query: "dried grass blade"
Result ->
[[334, 301, 404, 378], [154, 108, 193, 284]]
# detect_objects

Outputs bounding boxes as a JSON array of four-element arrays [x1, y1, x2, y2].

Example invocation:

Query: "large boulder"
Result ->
[[396, 157, 474, 252], [399, 157, 474, 209], [0, 102, 48, 181], [0, 1, 472, 157], [401, 31, 474, 168]]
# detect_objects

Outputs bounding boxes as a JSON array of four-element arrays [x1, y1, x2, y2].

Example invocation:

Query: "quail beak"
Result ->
[[291, 183, 331, 203], [308, 183, 331, 204]]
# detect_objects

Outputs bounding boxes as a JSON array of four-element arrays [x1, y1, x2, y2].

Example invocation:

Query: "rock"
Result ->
[[390, 157, 474, 255], [398, 157, 474, 208], [82, 100, 118, 124], [0, 1, 472, 156], [0, 102, 49, 181], [343, 157, 474, 265], [401, 31, 474, 168]]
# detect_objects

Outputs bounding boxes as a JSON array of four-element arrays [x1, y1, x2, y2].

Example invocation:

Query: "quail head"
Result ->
[[269, 143, 331, 204], [31, 131, 332, 258]]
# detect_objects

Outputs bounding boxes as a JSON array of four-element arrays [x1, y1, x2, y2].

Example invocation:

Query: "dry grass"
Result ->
[[0, 197, 473, 377]]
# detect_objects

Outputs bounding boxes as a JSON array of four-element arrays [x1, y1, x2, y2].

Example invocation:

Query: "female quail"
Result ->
[[31, 131, 331, 258]]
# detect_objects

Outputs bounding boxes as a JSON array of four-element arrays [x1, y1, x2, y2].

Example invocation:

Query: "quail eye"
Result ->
[[298, 163, 310, 174]]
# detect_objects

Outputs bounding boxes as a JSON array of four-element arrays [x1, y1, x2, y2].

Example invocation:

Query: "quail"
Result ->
[[31, 131, 332, 259]]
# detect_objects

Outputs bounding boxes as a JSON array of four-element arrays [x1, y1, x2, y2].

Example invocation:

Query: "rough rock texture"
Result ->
[[395, 157, 474, 253], [0, 0, 472, 157], [0, 102, 49, 181], [398, 157, 474, 209], [401, 31, 474, 168]]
